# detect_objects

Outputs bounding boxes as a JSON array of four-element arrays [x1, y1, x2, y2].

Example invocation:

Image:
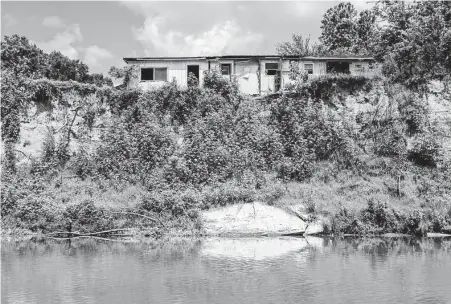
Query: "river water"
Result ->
[[2, 236, 451, 304]]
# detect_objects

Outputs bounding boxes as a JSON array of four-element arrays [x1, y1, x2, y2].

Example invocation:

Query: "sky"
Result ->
[[1, 1, 373, 75]]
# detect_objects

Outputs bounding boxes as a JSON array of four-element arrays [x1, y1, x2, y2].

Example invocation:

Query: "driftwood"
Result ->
[[43, 209, 166, 240], [110, 211, 166, 228], [44, 235, 134, 242], [44, 228, 134, 240]]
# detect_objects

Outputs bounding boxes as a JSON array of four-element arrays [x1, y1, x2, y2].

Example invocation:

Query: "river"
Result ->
[[2, 236, 451, 304]]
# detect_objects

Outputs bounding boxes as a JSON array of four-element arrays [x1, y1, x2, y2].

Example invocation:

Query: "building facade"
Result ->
[[123, 55, 377, 95]]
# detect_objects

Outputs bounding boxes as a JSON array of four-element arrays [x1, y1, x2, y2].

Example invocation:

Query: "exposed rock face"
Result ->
[[201, 202, 306, 236]]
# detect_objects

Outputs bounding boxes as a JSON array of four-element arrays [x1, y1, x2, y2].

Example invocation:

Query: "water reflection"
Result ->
[[200, 237, 311, 260], [2, 237, 451, 304]]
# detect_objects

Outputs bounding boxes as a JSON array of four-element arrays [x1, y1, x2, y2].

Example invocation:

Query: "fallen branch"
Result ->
[[111, 211, 166, 228], [45, 228, 133, 238], [44, 235, 135, 242], [15, 149, 32, 160]]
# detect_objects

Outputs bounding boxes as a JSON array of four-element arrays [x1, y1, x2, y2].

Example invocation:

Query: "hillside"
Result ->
[[2, 71, 451, 238]]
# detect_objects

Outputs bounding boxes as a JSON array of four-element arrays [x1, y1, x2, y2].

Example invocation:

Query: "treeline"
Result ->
[[1, 35, 113, 86]]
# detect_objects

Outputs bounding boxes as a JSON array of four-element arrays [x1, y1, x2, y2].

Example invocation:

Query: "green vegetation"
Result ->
[[2, 1, 451, 238]]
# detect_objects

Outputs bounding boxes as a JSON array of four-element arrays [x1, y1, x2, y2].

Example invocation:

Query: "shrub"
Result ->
[[109, 88, 142, 114], [2, 141, 17, 174], [203, 185, 255, 207], [408, 132, 442, 167], [360, 200, 398, 233], [269, 96, 358, 180], [73, 147, 95, 179], [296, 74, 375, 102], [13, 198, 60, 232], [203, 69, 243, 107], [396, 89, 428, 135], [427, 212, 447, 233], [331, 206, 358, 234], [373, 121, 407, 157], [95, 116, 175, 182], [63, 199, 113, 232], [402, 210, 427, 236]]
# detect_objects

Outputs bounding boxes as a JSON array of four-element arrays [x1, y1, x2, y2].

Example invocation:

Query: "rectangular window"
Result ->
[[141, 67, 168, 81], [265, 62, 279, 75], [304, 63, 314, 75], [154, 68, 167, 81], [221, 64, 231, 76], [141, 68, 154, 81]]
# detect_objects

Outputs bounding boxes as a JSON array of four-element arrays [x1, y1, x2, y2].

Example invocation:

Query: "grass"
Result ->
[[272, 160, 451, 236], [3, 154, 450, 238], [0, 166, 285, 238]]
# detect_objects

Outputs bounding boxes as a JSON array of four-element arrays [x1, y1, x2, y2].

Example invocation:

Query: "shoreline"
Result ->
[[3, 200, 451, 242], [2, 228, 451, 244]]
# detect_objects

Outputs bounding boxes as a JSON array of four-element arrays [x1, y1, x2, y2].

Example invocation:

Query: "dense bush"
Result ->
[[268, 95, 359, 180], [95, 114, 175, 182], [63, 199, 114, 232], [408, 131, 443, 168], [330, 201, 430, 236], [373, 121, 407, 157], [299, 74, 375, 102], [360, 200, 399, 233]]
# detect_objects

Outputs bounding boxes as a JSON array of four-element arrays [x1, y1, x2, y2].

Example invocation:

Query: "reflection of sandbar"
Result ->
[[200, 237, 311, 261]]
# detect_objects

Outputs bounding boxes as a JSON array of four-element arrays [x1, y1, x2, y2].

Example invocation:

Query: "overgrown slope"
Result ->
[[2, 72, 451, 237]]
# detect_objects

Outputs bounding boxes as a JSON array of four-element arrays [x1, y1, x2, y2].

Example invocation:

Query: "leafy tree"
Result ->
[[2, 35, 111, 85], [372, 1, 412, 61], [320, 2, 358, 52], [356, 9, 376, 53], [45, 51, 90, 82], [374, 1, 451, 89], [276, 34, 324, 56], [318, 2, 375, 55], [1, 35, 47, 78], [1, 69, 34, 142]]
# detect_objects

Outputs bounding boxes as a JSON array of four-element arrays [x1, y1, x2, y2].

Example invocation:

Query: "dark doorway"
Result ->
[[187, 65, 200, 83], [326, 62, 350, 74]]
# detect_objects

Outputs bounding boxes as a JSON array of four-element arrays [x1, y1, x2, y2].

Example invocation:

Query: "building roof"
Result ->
[[302, 56, 374, 61], [123, 55, 374, 63], [123, 56, 208, 62]]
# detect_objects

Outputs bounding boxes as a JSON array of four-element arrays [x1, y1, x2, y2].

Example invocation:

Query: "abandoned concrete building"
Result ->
[[123, 55, 377, 95]]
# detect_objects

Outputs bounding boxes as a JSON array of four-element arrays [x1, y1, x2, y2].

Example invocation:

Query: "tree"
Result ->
[[356, 9, 376, 53], [1, 70, 33, 142], [372, 1, 413, 62], [46, 51, 90, 82], [276, 34, 324, 57], [87, 73, 113, 87], [1, 35, 47, 78], [320, 2, 358, 52], [373, 1, 451, 89]]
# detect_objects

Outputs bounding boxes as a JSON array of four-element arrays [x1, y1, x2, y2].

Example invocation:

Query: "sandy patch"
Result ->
[[201, 202, 306, 236]]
